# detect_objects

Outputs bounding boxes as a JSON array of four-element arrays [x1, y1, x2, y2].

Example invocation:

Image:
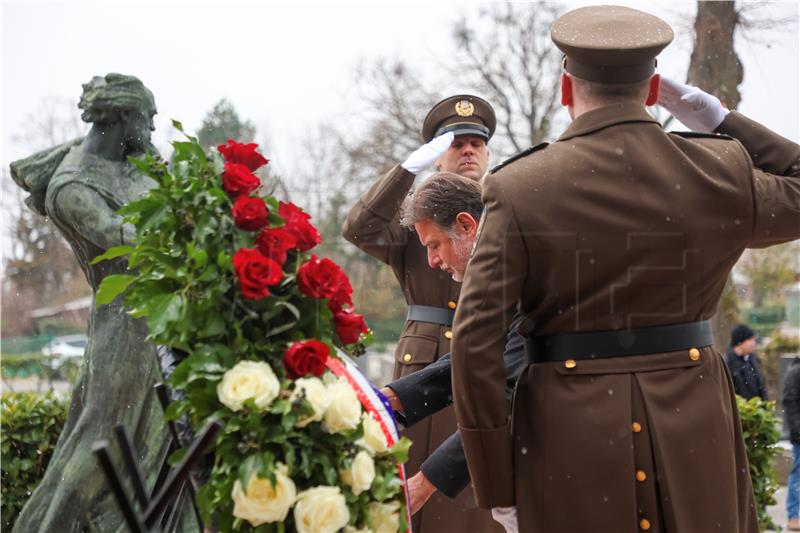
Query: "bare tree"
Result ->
[[3, 98, 88, 335], [452, 2, 564, 155]]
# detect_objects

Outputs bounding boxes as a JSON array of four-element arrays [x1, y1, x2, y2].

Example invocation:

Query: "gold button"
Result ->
[[632, 422, 642, 433], [689, 348, 700, 361], [447, 301, 457, 309], [445, 331, 453, 340], [640, 518, 651, 530], [636, 470, 647, 482], [403, 353, 413, 363], [564, 359, 577, 369]]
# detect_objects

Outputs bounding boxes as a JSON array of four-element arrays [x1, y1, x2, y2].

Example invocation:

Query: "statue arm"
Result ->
[[51, 182, 136, 251]]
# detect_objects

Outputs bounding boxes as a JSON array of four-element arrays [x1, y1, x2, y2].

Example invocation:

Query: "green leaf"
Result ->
[[172, 119, 184, 132], [90, 245, 134, 265], [96, 274, 137, 305], [146, 293, 184, 336]]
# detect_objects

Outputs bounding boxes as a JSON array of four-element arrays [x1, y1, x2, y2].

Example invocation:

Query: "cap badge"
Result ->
[[455, 99, 474, 117]]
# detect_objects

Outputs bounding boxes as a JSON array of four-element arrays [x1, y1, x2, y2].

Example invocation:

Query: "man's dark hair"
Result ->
[[400, 172, 483, 232]]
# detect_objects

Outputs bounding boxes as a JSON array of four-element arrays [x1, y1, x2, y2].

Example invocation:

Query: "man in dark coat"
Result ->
[[784, 357, 800, 530], [725, 324, 768, 400], [374, 173, 526, 520], [344, 97, 502, 532], [451, 5, 800, 532]]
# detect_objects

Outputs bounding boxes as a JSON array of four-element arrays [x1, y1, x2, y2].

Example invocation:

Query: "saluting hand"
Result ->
[[401, 132, 455, 174], [657, 76, 729, 133]]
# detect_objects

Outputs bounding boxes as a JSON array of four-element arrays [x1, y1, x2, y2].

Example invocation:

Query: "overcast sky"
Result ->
[[2, 1, 798, 172]]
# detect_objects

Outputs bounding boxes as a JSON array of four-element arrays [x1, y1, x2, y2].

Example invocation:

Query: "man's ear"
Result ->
[[561, 73, 573, 107], [646, 74, 660, 106], [455, 212, 478, 235]]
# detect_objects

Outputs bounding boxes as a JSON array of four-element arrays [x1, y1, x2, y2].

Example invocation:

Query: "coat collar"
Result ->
[[557, 103, 660, 142]]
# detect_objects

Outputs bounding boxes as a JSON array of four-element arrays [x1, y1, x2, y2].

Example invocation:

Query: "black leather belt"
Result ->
[[525, 320, 713, 363], [406, 305, 455, 327]]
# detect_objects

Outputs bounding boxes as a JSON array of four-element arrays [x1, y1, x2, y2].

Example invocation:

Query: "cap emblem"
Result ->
[[454, 99, 474, 117]]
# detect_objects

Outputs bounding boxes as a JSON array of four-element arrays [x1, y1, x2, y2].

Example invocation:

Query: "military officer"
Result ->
[[343, 96, 501, 532], [451, 5, 800, 532]]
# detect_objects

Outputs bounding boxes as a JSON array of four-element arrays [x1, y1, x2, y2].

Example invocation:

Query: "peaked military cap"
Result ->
[[421, 94, 496, 143], [551, 5, 674, 84]]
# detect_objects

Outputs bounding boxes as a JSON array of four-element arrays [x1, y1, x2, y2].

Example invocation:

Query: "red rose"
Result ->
[[284, 339, 329, 379], [297, 255, 347, 300], [222, 162, 260, 197], [232, 248, 283, 300], [232, 196, 269, 231], [334, 310, 368, 344], [217, 140, 269, 171], [279, 201, 321, 252], [327, 273, 353, 313], [255, 227, 297, 265]]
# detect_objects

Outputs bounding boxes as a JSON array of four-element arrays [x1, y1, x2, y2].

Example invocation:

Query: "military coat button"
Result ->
[[403, 353, 413, 363], [689, 348, 701, 361]]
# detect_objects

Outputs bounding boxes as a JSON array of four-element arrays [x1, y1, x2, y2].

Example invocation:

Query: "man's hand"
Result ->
[[401, 132, 455, 174], [379, 387, 403, 413], [491, 506, 519, 533], [657, 76, 729, 133], [407, 471, 437, 515]]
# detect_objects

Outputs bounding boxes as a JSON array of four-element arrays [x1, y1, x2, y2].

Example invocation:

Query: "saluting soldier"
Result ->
[[451, 5, 800, 533], [343, 96, 502, 532]]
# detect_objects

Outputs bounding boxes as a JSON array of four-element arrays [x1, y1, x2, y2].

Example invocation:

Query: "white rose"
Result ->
[[344, 527, 371, 533], [339, 450, 376, 495], [290, 377, 331, 427], [217, 360, 280, 412], [323, 378, 362, 433], [293, 486, 350, 533], [231, 464, 297, 526], [367, 500, 401, 533], [358, 413, 389, 455]]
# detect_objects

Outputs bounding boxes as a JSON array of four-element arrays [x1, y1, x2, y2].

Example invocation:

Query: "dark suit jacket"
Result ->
[[387, 313, 527, 497]]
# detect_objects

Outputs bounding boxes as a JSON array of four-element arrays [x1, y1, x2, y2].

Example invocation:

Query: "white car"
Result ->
[[41, 334, 87, 359]]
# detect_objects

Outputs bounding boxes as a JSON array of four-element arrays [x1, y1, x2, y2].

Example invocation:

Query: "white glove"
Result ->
[[400, 132, 455, 174], [491, 506, 519, 533], [657, 76, 730, 133]]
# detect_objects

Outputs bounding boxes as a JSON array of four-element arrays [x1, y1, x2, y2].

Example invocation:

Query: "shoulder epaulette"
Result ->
[[669, 131, 734, 141], [490, 142, 549, 174]]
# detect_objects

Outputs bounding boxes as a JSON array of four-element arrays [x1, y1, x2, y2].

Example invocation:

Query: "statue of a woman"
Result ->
[[10, 74, 173, 532]]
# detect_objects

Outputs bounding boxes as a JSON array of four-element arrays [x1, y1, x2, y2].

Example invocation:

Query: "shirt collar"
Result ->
[[557, 103, 660, 142]]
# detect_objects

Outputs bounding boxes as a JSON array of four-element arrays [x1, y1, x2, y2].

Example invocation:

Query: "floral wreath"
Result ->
[[94, 121, 411, 533]]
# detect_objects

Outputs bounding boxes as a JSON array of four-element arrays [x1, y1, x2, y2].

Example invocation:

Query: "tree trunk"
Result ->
[[688, 1, 744, 353], [688, 1, 743, 109]]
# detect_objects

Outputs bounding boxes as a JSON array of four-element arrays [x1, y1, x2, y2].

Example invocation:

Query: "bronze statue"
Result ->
[[10, 74, 173, 532]]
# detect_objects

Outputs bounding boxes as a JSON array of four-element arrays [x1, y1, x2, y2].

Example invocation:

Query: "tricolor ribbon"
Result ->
[[326, 352, 413, 532]]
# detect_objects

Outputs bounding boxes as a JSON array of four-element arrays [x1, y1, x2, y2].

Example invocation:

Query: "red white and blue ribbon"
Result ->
[[326, 351, 413, 532]]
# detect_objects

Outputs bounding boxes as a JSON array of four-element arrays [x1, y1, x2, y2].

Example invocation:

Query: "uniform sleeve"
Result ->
[[342, 164, 416, 265], [715, 112, 800, 247], [451, 174, 527, 509]]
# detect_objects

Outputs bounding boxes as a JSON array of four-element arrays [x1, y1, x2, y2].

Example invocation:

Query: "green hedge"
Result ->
[[1, 353, 81, 383], [1, 392, 69, 531], [736, 395, 781, 532]]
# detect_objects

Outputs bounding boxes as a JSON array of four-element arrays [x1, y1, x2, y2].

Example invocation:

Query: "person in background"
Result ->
[[783, 357, 800, 531], [725, 324, 768, 400]]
